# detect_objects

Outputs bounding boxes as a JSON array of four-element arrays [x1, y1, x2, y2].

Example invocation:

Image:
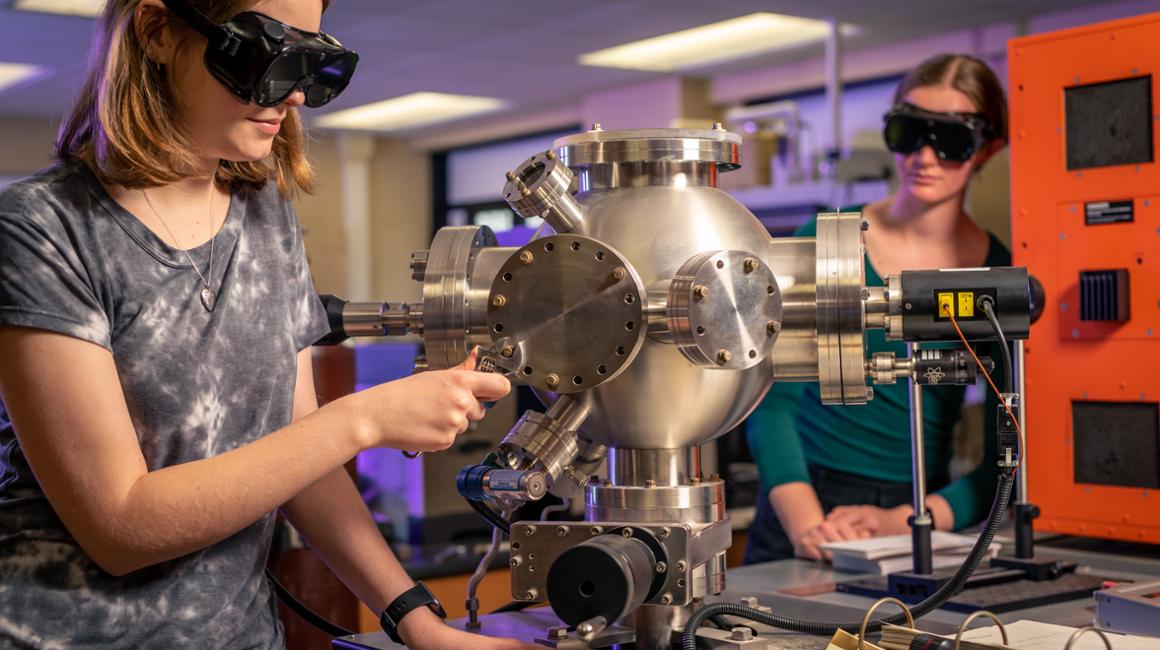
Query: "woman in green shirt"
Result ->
[[745, 53, 1011, 564]]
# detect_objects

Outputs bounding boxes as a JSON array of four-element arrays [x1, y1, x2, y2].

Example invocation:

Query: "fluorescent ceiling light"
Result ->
[[580, 13, 853, 72], [0, 62, 48, 95], [314, 92, 506, 132], [12, 0, 105, 17]]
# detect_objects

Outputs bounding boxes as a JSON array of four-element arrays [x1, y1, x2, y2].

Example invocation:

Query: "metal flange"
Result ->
[[667, 250, 783, 370]]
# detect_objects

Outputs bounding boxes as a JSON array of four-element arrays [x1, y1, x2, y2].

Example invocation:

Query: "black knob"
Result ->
[[1028, 275, 1046, 325]]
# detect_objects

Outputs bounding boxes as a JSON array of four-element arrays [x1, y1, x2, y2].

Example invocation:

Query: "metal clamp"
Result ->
[[953, 610, 1007, 650], [857, 597, 914, 650]]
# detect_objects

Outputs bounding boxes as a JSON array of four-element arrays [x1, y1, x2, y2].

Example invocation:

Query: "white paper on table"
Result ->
[[960, 620, 1160, 650]]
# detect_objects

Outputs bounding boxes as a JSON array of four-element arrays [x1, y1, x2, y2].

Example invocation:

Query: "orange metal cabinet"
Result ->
[[1009, 12, 1160, 544]]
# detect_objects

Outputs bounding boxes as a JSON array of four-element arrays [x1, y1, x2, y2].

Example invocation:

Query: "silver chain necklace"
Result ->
[[142, 184, 217, 312]]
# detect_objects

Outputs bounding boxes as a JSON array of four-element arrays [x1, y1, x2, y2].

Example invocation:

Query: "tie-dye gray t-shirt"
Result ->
[[0, 160, 329, 648]]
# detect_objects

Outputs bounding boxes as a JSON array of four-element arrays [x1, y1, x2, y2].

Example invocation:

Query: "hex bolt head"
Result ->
[[694, 285, 710, 299], [716, 349, 733, 365], [491, 294, 507, 307], [743, 258, 758, 273], [501, 345, 515, 358], [545, 373, 560, 388], [731, 627, 754, 641], [519, 250, 534, 265], [613, 267, 627, 280]]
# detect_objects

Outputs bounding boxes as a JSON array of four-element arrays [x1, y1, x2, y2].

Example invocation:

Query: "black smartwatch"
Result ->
[[379, 581, 446, 645]]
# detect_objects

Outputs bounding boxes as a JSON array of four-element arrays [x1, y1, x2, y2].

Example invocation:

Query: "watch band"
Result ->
[[379, 581, 446, 644]]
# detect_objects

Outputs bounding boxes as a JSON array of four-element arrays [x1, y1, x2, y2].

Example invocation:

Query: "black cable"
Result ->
[[265, 567, 356, 638], [467, 497, 512, 536], [680, 471, 1016, 650], [981, 300, 1012, 394]]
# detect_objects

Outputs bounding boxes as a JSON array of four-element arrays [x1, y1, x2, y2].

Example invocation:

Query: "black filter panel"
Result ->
[[1065, 75, 1153, 170], [1072, 401, 1160, 489], [1079, 269, 1130, 322]]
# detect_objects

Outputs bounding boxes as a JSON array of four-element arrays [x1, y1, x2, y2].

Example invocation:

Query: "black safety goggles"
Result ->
[[161, 0, 358, 108], [882, 103, 993, 163]]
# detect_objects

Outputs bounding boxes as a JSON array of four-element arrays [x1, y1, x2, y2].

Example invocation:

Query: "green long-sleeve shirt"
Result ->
[[747, 216, 1010, 530]]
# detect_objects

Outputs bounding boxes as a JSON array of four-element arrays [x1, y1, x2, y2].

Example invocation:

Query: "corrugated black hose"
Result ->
[[680, 470, 1015, 650]]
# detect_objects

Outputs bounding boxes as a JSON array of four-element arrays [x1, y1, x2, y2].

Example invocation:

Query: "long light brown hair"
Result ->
[[56, 0, 329, 196], [894, 53, 1008, 145]]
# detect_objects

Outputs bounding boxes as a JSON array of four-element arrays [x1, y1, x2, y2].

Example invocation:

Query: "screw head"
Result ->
[[590, 122, 603, 131], [712, 122, 724, 130], [519, 250, 534, 265], [676, 561, 687, 572], [505, 171, 517, 182], [613, 267, 627, 280], [645, 479, 656, 488], [621, 528, 633, 538], [690, 476, 701, 486], [520, 186, 532, 197], [491, 294, 507, 307], [523, 525, 536, 536], [767, 320, 781, 334], [655, 562, 667, 574], [694, 285, 710, 299], [510, 557, 521, 567], [545, 150, 557, 160], [545, 373, 560, 388], [716, 349, 732, 364], [590, 526, 603, 535], [743, 258, 758, 273], [501, 345, 515, 358], [730, 627, 754, 641], [557, 525, 569, 537], [861, 219, 870, 231], [658, 527, 671, 539], [548, 626, 568, 639], [525, 590, 537, 601], [659, 594, 672, 605]]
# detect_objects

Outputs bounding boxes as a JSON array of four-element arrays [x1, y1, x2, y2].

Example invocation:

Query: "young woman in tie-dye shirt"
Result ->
[[0, 1, 528, 648]]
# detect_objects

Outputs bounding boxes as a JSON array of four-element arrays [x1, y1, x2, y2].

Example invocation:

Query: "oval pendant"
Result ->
[[200, 287, 216, 312]]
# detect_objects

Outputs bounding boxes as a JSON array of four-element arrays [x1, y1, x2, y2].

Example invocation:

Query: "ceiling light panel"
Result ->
[[579, 13, 851, 72], [12, 0, 106, 18], [314, 92, 506, 132], [0, 62, 49, 95]]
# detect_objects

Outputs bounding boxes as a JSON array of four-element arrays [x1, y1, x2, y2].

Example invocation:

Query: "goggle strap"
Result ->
[[159, 0, 236, 53]]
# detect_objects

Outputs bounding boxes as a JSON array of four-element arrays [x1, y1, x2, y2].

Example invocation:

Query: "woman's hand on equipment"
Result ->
[[825, 504, 912, 537], [344, 349, 511, 453], [793, 519, 868, 562]]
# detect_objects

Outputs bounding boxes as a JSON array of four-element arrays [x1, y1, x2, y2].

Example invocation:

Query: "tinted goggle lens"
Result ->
[[883, 113, 978, 162], [257, 50, 357, 107]]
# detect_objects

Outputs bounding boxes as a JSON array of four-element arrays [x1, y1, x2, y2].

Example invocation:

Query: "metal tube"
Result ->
[[824, 17, 843, 160], [908, 342, 933, 574], [609, 448, 700, 487], [1014, 339, 1034, 559]]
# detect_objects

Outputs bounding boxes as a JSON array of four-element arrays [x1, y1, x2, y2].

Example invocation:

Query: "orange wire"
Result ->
[[942, 304, 1025, 472]]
